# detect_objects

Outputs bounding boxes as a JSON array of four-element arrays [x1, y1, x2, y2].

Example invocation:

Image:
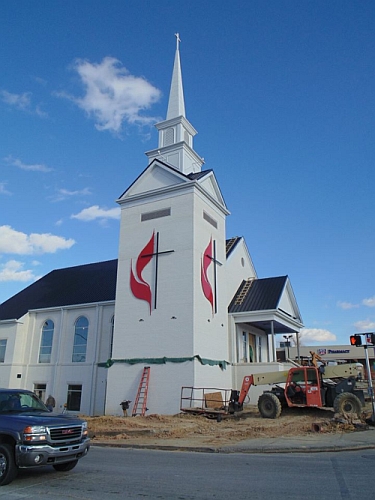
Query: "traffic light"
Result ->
[[350, 334, 362, 346], [366, 333, 375, 345]]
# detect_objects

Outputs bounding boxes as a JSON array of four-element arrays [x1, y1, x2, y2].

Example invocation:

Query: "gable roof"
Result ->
[[0, 260, 117, 321], [118, 160, 228, 213], [228, 276, 288, 313], [226, 236, 241, 258]]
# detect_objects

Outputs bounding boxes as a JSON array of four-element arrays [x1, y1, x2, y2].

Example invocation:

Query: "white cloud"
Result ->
[[0, 260, 37, 283], [0, 90, 47, 117], [0, 90, 31, 110], [363, 296, 375, 308], [4, 155, 52, 173], [0, 225, 75, 255], [71, 205, 120, 222], [299, 328, 337, 344], [0, 182, 12, 195], [354, 319, 375, 331], [60, 57, 161, 133], [337, 301, 359, 310], [51, 187, 92, 202]]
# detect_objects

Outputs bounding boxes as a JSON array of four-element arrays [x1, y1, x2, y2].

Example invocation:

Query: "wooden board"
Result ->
[[204, 392, 223, 409]]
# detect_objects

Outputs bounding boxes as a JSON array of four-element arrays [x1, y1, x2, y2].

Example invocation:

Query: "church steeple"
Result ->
[[145, 34, 204, 175], [166, 33, 186, 120]]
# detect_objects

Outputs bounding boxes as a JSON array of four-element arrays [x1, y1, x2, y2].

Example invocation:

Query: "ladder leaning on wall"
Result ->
[[132, 366, 150, 417]]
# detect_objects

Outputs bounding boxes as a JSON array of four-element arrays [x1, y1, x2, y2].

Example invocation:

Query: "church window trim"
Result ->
[[0, 339, 7, 363], [203, 211, 218, 229], [72, 316, 89, 363], [38, 319, 54, 364], [141, 208, 171, 222]]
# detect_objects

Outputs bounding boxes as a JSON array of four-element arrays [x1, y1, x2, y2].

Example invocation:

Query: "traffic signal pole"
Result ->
[[363, 344, 375, 425]]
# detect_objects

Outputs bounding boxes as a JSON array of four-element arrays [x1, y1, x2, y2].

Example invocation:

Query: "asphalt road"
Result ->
[[0, 446, 374, 499]]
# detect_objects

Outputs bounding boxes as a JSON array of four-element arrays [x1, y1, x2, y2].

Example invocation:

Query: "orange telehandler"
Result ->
[[228, 363, 365, 419]]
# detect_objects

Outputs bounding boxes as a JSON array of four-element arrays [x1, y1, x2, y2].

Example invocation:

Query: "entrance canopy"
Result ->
[[228, 276, 303, 361]]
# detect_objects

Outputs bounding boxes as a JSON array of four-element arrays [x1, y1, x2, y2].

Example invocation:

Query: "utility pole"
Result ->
[[283, 334, 293, 361]]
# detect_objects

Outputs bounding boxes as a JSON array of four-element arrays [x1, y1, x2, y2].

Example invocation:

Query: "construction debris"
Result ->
[[312, 411, 370, 433]]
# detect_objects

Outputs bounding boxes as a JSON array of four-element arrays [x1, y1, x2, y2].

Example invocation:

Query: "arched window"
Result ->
[[39, 319, 54, 363], [72, 316, 88, 362]]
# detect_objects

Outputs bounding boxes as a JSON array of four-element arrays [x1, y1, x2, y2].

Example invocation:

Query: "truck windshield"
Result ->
[[0, 392, 49, 413]]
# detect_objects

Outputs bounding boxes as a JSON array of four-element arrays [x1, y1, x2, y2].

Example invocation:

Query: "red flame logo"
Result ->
[[201, 237, 214, 312], [130, 232, 155, 314]]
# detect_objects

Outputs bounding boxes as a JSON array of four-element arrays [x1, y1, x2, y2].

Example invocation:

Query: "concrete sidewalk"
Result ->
[[92, 427, 375, 454], [220, 427, 375, 453]]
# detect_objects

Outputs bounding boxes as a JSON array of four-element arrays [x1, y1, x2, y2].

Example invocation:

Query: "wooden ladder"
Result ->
[[132, 366, 150, 416]]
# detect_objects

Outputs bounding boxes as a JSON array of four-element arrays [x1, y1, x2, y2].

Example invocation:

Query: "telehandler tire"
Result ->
[[333, 392, 362, 416], [258, 392, 282, 419]]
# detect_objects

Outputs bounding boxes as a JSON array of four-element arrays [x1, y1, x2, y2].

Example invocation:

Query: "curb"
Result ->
[[91, 440, 375, 454]]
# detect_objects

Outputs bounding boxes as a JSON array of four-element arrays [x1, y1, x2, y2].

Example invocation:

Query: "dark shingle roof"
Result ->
[[228, 276, 288, 313], [187, 169, 212, 181], [226, 237, 241, 257], [0, 260, 117, 321]]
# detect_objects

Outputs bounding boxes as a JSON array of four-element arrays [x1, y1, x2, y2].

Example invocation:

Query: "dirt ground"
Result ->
[[84, 404, 373, 448]]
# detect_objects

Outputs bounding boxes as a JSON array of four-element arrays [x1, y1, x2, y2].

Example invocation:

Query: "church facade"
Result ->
[[0, 39, 303, 416]]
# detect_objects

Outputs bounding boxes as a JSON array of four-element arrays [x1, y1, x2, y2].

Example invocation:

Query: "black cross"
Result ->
[[142, 232, 174, 310], [206, 240, 222, 314]]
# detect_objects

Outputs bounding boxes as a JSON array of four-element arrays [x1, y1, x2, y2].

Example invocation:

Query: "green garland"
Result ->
[[98, 355, 229, 370]]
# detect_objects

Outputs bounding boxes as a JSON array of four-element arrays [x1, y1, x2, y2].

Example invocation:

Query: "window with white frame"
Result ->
[[242, 332, 248, 362], [240, 332, 255, 363], [39, 320, 54, 363], [34, 383, 46, 403], [72, 316, 88, 362], [0, 339, 7, 363]]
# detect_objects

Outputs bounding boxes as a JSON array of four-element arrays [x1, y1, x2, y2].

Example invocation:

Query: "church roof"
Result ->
[[226, 237, 241, 257], [228, 276, 289, 313], [0, 248, 288, 322], [187, 169, 212, 181], [0, 259, 117, 321]]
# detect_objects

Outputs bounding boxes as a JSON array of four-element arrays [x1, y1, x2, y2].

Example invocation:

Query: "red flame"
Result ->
[[201, 237, 214, 312], [130, 232, 155, 314]]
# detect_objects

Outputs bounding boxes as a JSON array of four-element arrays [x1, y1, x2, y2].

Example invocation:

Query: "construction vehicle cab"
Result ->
[[230, 363, 365, 419]]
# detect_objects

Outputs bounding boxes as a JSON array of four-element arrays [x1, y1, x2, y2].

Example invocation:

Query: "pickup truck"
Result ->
[[0, 388, 90, 485]]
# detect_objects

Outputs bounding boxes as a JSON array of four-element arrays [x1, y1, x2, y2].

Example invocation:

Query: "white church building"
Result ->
[[0, 39, 303, 416]]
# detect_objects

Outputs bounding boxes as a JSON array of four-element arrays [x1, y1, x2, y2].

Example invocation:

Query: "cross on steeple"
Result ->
[[175, 32, 181, 50]]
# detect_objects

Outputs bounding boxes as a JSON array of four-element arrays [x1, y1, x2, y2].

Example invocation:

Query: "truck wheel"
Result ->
[[0, 444, 18, 486], [333, 392, 362, 415], [258, 393, 282, 419], [53, 459, 79, 472]]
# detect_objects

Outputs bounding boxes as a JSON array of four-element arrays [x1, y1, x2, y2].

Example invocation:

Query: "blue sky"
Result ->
[[1, 1, 374, 345]]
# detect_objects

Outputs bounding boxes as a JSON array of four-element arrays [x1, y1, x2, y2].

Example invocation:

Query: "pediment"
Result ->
[[278, 279, 302, 323], [197, 172, 227, 209], [118, 160, 188, 200]]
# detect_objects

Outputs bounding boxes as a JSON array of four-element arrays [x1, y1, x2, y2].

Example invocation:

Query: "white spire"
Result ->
[[166, 33, 186, 119], [145, 33, 204, 174]]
